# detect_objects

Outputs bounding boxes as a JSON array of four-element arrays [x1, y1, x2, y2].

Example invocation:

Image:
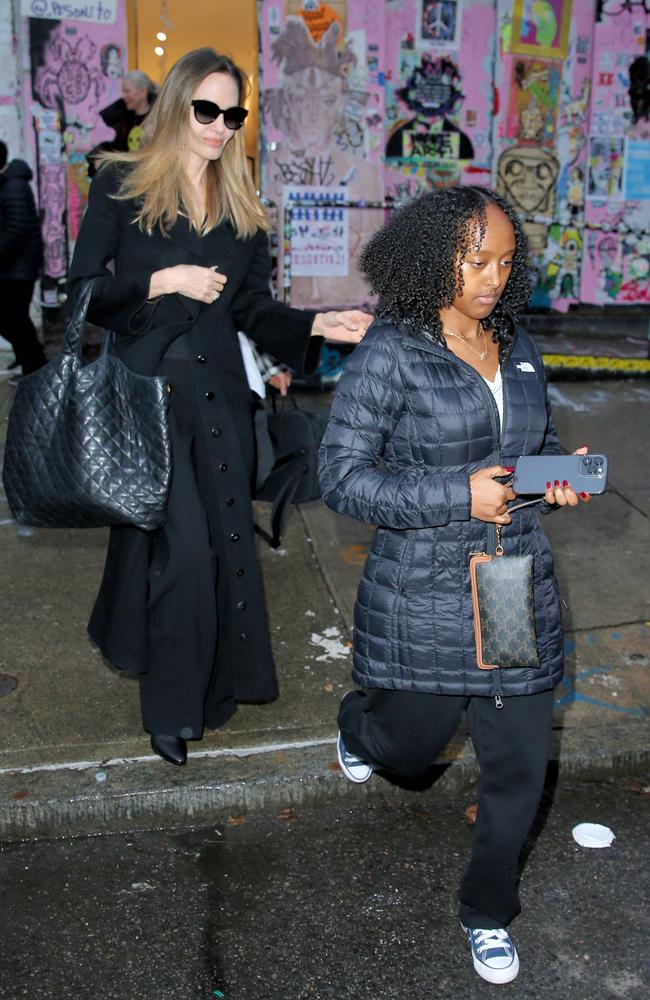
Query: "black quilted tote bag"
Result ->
[[2, 279, 172, 531]]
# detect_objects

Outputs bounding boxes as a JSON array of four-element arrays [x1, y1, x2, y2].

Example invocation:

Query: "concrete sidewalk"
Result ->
[[1, 371, 649, 841]]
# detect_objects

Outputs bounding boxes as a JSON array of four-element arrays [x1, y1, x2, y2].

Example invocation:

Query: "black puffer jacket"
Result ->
[[319, 318, 564, 700], [0, 160, 42, 281]]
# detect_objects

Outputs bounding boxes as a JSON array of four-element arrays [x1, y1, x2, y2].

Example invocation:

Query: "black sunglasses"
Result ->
[[191, 99, 248, 130]]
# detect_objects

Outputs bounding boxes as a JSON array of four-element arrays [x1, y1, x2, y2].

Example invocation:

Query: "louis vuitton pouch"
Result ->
[[469, 529, 540, 670]]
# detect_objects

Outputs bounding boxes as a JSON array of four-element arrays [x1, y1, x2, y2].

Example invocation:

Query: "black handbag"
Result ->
[[469, 522, 541, 670], [2, 279, 172, 531], [254, 394, 329, 548]]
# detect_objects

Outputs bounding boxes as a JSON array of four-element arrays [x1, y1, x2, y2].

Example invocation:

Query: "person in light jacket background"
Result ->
[[68, 48, 371, 768], [319, 186, 591, 986]]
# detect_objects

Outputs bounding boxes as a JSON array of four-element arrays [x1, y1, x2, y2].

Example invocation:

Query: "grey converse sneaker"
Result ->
[[461, 923, 520, 984], [336, 731, 373, 783]]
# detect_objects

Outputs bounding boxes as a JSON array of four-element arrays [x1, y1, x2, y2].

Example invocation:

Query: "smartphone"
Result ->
[[514, 453, 608, 495]]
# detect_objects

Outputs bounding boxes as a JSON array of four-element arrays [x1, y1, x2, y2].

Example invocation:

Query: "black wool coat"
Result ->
[[68, 164, 319, 701]]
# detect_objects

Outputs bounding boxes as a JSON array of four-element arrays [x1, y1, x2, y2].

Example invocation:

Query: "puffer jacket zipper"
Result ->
[[407, 332, 515, 708], [456, 348, 508, 709]]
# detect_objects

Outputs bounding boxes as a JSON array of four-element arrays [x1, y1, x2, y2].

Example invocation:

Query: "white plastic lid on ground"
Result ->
[[572, 822, 616, 848]]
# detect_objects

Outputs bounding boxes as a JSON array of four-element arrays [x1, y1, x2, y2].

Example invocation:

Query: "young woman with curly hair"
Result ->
[[319, 186, 591, 985]]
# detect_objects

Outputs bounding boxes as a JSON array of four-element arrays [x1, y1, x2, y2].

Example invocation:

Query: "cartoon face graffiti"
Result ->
[[283, 66, 345, 149], [267, 17, 355, 153], [497, 145, 559, 214]]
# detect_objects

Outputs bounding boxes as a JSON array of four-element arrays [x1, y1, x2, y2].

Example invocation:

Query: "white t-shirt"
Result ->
[[482, 367, 503, 427]]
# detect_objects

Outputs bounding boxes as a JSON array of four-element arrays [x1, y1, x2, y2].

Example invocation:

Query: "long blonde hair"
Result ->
[[98, 48, 267, 238]]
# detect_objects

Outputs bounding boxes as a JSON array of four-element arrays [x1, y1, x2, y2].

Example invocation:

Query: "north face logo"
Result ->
[[515, 362, 535, 373]]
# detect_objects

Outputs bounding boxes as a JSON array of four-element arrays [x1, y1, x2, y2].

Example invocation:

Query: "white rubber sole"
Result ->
[[461, 924, 520, 985], [471, 949, 520, 985], [336, 732, 373, 783]]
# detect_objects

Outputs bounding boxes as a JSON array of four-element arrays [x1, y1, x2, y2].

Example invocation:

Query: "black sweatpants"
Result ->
[[0, 279, 46, 374], [338, 686, 554, 928]]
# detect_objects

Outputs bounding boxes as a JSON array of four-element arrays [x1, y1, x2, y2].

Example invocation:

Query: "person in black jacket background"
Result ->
[[87, 71, 157, 177], [319, 187, 592, 986], [0, 141, 46, 378]]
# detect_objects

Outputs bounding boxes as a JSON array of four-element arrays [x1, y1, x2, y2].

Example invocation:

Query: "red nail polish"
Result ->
[[562, 480, 569, 488], [554, 480, 560, 487], [580, 491, 589, 499], [546, 481, 551, 491], [504, 467, 515, 472]]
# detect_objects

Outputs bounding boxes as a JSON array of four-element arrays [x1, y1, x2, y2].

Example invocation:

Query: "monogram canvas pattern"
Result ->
[[474, 555, 540, 669], [3, 282, 172, 531]]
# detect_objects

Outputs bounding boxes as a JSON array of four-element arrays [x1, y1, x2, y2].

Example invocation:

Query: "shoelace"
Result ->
[[470, 928, 512, 957]]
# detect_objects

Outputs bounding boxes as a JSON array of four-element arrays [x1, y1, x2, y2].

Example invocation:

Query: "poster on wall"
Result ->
[[510, 0, 572, 61], [284, 186, 350, 277], [416, 0, 463, 48]]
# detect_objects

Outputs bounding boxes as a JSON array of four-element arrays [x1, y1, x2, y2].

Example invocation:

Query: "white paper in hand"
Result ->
[[572, 822, 616, 848]]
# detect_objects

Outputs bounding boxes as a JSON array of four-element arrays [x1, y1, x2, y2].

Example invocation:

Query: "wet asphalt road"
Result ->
[[1, 773, 648, 1000]]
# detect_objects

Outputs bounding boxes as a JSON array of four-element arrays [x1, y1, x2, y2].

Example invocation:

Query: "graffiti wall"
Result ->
[[260, 1, 386, 309], [582, 4, 650, 305], [259, 0, 650, 311], [21, 2, 128, 292]]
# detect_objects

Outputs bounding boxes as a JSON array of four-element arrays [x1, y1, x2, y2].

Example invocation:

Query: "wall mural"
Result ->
[[259, 0, 648, 311], [24, 10, 127, 290]]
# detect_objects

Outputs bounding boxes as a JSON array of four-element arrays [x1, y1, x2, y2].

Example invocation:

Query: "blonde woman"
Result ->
[[69, 48, 371, 765]]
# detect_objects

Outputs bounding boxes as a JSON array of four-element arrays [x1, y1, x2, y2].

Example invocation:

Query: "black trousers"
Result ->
[[139, 359, 236, 739], [338, 686, 554, 928], [0, 278, 46, 374]]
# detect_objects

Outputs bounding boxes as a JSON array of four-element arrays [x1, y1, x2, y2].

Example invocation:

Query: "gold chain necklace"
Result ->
[[443, 325, 488, 361]]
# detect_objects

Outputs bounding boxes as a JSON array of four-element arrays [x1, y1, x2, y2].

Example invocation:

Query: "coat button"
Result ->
[[220, 463, 228, 472], [237, 601, 246, 611], [239, 632, 248, 641], [236, 568, 245, 577], [211, 427, 221, 437], [205, 391, 215, 400], [196, 354, 207, 363], [230, 531, 240, 542], [226, 497, 235, 506]]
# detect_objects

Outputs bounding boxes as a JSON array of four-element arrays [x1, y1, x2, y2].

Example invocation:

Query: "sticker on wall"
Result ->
[[586, 136, 625, 201], [286, 0, 347, 44]]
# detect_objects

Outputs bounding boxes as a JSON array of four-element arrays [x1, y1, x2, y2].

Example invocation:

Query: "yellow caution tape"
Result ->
[[541, 354, 650, 373]]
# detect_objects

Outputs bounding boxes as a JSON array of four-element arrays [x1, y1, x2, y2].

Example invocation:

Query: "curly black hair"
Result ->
[[359, 186, 530, 349]]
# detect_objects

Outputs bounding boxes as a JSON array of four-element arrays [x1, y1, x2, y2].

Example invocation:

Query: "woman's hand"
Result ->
[[311, 310, 373, 344], [470, 466, 517, 524], [148, 265, 227, 304], [268, 370, 292, 396], [544, 445, 591, 507]]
